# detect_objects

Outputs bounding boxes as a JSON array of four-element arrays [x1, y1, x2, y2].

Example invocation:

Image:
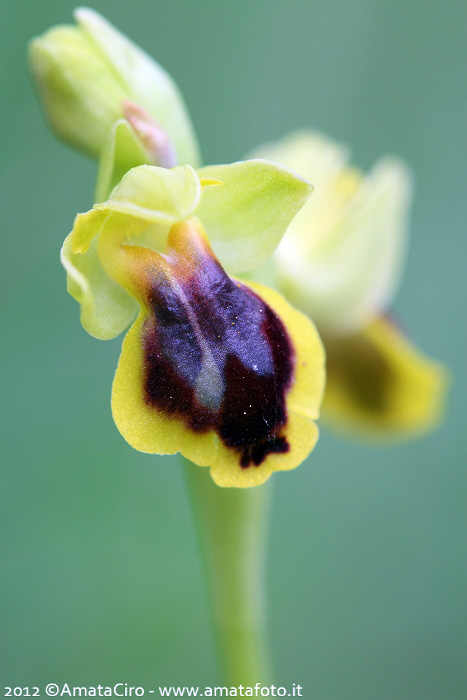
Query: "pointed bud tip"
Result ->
[[122, 100, 177, 168]]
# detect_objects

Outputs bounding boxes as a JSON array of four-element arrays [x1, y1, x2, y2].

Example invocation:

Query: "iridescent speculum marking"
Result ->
[[141, 221, 295, 468]]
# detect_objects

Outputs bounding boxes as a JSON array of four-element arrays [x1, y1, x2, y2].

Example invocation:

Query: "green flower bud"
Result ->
[[29, 7, 200, 166]]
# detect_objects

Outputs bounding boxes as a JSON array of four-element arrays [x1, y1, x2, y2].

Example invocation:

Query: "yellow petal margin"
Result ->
[[322, 316, 448, 437], [111, 228, 325, 488], [213, 281, 325, 487]]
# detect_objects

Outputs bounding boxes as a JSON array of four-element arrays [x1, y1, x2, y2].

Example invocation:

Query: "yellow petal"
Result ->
[[322, 317, 448, 437], [111, 220, 325, 487], [211, 411, 319, 488]]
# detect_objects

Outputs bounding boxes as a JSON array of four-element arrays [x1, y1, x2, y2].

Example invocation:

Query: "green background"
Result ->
[[1, 0, 465, 697]]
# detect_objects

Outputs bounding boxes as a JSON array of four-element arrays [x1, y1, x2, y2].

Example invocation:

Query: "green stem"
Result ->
[[183, 458, 272, 687]]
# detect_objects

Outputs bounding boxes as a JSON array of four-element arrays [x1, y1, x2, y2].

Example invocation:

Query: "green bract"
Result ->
[[29, 7, 199, 166], [62, 160, 312, 340]]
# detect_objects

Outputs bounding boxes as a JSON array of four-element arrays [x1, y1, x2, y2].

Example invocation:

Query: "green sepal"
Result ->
[[61, 231, 138, 341], [196, 160, 313, 273]]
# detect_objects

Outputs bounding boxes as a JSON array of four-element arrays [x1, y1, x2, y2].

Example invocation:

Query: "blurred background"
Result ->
[[1, 1, 465, 697]]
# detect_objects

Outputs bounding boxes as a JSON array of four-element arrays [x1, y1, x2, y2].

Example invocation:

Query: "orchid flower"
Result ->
[[250, 131, 447, 436], [62, 161, 325, 487], [29, 9, 325, 489]]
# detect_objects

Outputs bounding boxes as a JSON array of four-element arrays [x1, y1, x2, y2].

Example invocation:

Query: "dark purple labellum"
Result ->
[[142, 234, 294, 468]]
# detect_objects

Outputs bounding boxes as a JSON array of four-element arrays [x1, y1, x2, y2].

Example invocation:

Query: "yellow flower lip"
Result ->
[[112, 219, 326, 485], [140, 221, 294, 467], [60, 161, 322, 486]]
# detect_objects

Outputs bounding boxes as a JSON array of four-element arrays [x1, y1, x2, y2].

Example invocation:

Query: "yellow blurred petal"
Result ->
[[322, 317, 448, 437], [250, 130, 413, 334], [248, 129, 350, 186]]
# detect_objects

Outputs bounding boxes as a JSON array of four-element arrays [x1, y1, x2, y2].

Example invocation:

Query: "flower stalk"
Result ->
[[183, 458, 271, 686]]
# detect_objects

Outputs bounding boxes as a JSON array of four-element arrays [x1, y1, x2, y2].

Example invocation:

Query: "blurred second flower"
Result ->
[[251, 131, 447, 437]]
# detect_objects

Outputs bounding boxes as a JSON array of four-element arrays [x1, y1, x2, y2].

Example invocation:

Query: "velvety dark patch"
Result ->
[[142, 246, 294, 468], [324, 331, 394, 412]]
